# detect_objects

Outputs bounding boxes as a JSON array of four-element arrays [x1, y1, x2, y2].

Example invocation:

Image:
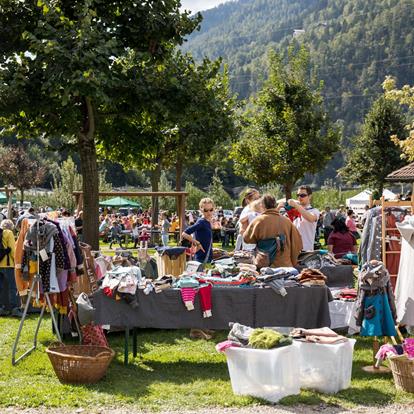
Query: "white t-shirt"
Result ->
[[240, 206, 260, 251], [293, 206, 320, 251]]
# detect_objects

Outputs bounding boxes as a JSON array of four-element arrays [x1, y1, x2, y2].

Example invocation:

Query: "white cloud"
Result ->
[[180, 0, 232, 14]]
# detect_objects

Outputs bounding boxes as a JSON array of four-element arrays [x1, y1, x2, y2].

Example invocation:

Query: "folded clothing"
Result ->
[[215, 340, 241, 353], [291, 326, 348, 344], [248, 328, 292, 349], [228, 322, 254, 346], [298, 268, 327, 286]]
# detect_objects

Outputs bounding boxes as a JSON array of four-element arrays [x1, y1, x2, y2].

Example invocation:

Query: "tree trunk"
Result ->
[[150, 163, 161, 244], [20, 189, 24, 207], [175, 158, 183, 192], [78, 97, 99, 249], [284, 183, 293, 200]]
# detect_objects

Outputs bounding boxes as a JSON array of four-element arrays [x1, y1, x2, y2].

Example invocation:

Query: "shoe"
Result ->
[[189, 328, 212, 340], [11, 308, 23, 318], [0, 307, 11, 316]]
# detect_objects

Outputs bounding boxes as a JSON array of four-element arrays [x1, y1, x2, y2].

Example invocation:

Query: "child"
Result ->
[[139, 226, 150, 250], [160, 212, 170, 247], [109, 220, 123, 249]]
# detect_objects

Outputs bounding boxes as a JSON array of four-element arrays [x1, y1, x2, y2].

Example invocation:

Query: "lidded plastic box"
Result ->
[[224, 345, 300, 402], [294, 339, 356, 393]]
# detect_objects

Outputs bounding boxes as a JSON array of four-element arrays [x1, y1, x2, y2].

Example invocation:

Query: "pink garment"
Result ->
[[404, 338, 414, 358], [215, 340, 241, 353], [181, 287, 197, 311], [199, 284, 212, 318], [346, 217, 357, 232], [375, 344, 398, 361]]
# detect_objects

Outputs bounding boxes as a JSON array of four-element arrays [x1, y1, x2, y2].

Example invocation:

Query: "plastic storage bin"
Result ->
[[294, 339, 356, 393], [224, 345, 300, 402]]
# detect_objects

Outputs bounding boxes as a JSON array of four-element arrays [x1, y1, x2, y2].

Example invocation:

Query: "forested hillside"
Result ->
[[183, 0, 414, 183]]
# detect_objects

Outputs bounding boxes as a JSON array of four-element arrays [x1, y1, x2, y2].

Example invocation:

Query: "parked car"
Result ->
[[233, 206, 243, 217], [223, 209, 233, 219]]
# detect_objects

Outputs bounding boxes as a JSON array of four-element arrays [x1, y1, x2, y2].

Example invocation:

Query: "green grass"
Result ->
[[1, 316, 414, 411]]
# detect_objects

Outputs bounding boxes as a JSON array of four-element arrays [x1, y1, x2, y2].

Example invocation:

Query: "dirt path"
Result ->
[[3, 403, 414, 414]]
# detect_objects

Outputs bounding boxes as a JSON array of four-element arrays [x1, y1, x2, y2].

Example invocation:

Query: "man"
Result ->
[[287, 185, 320, 251], [336, 204, 347, 219], [322, 206, 336, 245]]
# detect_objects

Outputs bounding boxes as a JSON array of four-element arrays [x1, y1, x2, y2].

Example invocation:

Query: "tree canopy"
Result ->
[[340, 95, 406, 194], [0, 0, 200, 248], [231, 46, 340, 199]]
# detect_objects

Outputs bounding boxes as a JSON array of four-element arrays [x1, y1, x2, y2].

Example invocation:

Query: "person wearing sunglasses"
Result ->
[[287, 185, 320, 251], [181, 197, 214, 263]]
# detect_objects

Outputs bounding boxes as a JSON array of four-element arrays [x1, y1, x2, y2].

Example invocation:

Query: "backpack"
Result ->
[[0, 228, 11, 266]]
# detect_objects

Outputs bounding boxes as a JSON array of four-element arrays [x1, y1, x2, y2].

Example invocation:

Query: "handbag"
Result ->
[[253, 250, 270, 270], [76, 292, 95, 326]]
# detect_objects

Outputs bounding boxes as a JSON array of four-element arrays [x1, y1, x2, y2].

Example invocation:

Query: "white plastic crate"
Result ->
[[224, 345, 300, 403], [294, 339, 356, 393]]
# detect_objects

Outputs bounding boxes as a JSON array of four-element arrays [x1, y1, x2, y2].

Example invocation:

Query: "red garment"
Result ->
[[327, 231, 356, 258], [286, 209, 301, 222], [386, 213, 401, 287], [199, 284, 212, 318], [81, 324, 108, 347]]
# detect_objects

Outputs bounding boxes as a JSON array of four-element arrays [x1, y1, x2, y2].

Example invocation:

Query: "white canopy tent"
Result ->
[[346, 189, 397, 214]]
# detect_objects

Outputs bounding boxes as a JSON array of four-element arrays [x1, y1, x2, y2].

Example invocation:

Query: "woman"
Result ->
[[244, 194, 302, 267], [160, 211, 170, 247], [236, 188, 260, 250], [181, 198, 214, 264], [346, 209, 359, 238], [327, 217, 357, 258]]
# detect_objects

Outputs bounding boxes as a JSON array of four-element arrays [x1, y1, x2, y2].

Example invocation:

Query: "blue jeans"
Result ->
[[0, 267, 18, 310], [162, 233, 169, 247]]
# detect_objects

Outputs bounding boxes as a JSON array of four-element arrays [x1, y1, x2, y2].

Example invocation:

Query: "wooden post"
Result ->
[[381, 196, 386, 268], [179, 194, 186, 237]]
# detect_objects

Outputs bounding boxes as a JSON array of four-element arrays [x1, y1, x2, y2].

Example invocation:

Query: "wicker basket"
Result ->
[[46, 344, 115, 384], [389, 354, 414, 393]]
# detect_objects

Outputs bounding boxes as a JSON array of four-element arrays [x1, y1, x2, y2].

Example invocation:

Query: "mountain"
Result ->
[[183, 0, 414, 185]]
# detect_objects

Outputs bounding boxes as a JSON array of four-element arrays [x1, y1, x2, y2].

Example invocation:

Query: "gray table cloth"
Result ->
[[93, 286, 332, 329]]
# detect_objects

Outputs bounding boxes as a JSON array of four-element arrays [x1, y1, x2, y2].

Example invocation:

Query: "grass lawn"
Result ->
[[1, 316, 414, 411]]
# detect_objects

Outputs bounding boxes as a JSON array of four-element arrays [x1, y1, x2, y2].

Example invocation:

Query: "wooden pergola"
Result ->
[[73, 191, 188, 235]]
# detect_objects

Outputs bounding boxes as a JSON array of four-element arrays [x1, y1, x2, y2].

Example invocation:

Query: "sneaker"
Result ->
[[0, 307, 11, 316], [11, 308, 23, 318]]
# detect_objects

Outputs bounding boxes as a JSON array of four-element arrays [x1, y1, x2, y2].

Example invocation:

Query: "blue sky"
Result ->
[[180, 0, 233, 14]]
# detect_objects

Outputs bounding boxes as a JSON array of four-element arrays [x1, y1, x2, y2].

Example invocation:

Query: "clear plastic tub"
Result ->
[[294, 339, 356, 393], [224, 345, 300, 402]]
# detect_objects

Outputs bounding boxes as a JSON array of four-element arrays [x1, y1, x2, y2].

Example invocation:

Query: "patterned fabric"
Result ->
[[81, 324, 108, 347]]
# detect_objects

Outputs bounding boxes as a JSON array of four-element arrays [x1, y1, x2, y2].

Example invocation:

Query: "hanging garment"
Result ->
[[385, 213, 401, 282], [354, 261, 397, 332], [395, 217, 414, 326], [360, 292, 397, 337], [359, 207, 382, 264]]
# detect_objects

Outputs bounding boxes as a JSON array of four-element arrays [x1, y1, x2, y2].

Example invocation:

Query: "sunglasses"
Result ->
[[203, 208, 214, 213], [297, 193, 308, 198]]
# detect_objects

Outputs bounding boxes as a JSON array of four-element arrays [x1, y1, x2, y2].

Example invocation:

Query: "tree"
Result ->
[[383, 76, 414, 160], [208, 172, 234, 209], [231, 46, 340, 199], [185, 181, 207, 210], [340, 96, 406, 194], [0, 145, 46, 205], [98, 51, 237, 226], [0, 1, 199, 248]]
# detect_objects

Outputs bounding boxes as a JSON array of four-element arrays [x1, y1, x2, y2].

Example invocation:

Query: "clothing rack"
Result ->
[[11, 217, 82, 365], [369, 196, 413, 287]]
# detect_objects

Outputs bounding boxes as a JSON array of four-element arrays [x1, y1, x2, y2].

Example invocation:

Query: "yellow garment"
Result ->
[[170, 221, 179, 232], [14, 218, 31, 295], [0, 228, 15, 268]]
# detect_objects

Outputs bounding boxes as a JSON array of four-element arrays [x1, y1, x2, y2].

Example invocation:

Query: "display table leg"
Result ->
[[124, 328, 129, 366], [133, 328, 138, 358]]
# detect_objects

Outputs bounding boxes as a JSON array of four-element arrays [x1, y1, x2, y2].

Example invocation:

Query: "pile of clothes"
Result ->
[[232, 250, 254, 264], [216, 322, 292, 352], [290, 327, 347, 344], [297, 269, 327, 287], [332, 288, 357, 301]]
